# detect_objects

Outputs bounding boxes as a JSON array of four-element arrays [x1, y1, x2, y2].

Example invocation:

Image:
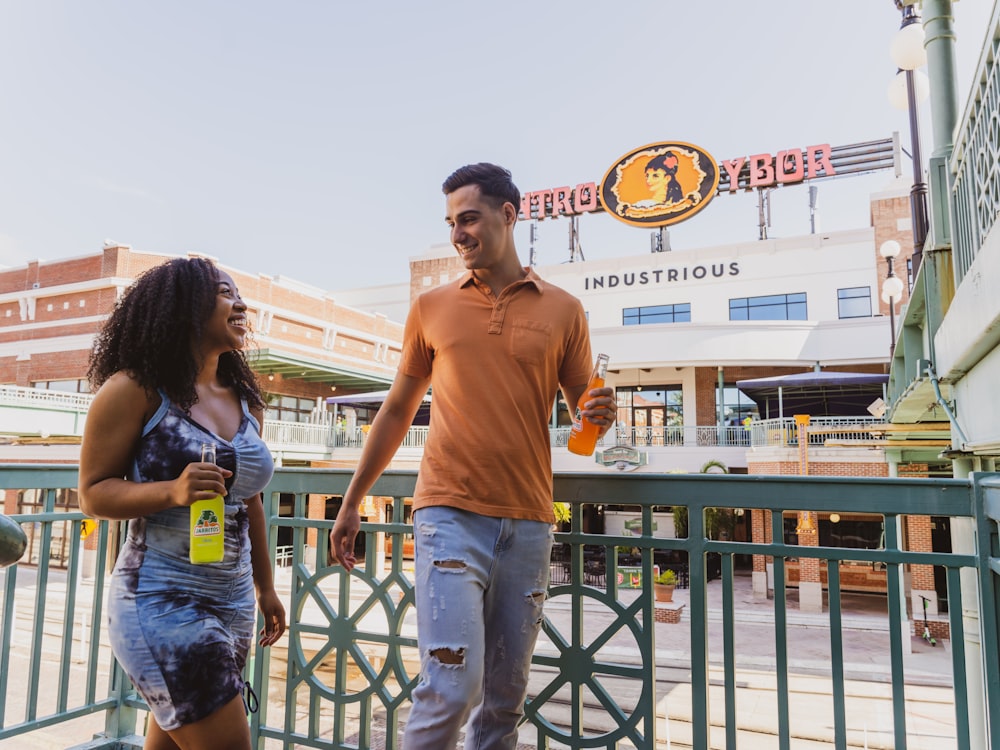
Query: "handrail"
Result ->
[[1, 386, 889, 453], [1, 465, 997, 748], [0, 385, 93, 411], [950, 1, 1000, 284], [750, 416, 885, 447]]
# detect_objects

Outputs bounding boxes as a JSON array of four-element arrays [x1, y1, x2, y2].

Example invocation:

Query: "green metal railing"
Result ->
[[950, 1, 1000, 286], [2, 466, 1000, 749]]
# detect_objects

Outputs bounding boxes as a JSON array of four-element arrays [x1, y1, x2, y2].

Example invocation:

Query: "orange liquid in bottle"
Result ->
[[567, 354, 609, 456]]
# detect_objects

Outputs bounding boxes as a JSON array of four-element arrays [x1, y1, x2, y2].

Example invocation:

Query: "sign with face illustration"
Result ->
[[599, 142, 720, 228], [518, 136, 891, 231]]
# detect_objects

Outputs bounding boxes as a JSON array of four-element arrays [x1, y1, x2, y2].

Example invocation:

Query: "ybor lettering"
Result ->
[[721, 144, 835, 192]]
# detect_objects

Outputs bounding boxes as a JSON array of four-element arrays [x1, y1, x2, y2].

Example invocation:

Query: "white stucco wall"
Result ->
[[934, 224, 1000, 453], [533, 227, 889, 370]]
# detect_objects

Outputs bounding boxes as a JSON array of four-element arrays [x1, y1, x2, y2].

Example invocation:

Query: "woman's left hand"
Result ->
[[257, 589, 286, 647]]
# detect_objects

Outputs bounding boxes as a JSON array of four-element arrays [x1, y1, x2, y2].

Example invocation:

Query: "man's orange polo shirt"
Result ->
[[398, 268, 593, 524]]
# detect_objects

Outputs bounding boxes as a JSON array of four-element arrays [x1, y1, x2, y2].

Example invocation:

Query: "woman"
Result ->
[[643, 151, 684, 206], [79, 256, 285, 750]]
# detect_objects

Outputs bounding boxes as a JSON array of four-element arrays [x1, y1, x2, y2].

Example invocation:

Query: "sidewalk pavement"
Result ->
[[541, 568, 954, 684], [532, 571, 958, 749], [4, 567, 960, 749]]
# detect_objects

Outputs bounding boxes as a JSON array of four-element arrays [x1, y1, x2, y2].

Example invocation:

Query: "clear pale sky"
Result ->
[[0, 1, 991, 292]]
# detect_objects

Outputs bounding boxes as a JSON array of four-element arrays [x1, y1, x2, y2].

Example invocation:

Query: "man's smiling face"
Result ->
[[445, 184, 515, 271]]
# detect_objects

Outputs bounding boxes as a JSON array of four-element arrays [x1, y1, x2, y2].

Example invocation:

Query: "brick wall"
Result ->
[[749, 460, 890, 477], [870, 193, 915, 316], [692, 365, 886, 430], [749, 456, 890, 586], [786, 562, 888, 592], [914, 619, 950, 642], [751, 509, 772, 572], [0, 246, 405, 396], [409, 254, 465, 304]]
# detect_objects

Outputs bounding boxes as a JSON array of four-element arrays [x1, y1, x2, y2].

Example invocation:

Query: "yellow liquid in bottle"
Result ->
[[190, 496, 225, 564], [191, 442, 225, 564]]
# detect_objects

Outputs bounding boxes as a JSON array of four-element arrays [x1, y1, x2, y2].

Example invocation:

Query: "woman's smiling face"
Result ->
[[203, 270, 249, 352]]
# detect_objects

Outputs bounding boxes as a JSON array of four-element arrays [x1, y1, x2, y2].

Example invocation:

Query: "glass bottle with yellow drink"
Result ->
[[190, 442, 225, 564]]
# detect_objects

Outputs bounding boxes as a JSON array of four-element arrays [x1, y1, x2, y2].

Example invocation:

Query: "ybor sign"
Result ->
[[519, 138, 872, 229], [719, 144, 835, 192]]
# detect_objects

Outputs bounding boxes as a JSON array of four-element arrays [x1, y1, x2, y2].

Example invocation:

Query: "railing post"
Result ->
[[970, 469, 998, 748], [98, 667, 142, 744]]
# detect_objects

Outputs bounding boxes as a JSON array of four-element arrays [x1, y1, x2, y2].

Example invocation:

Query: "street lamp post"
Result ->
[[880, 240, 905, 356], [889, 0, 930, 279]]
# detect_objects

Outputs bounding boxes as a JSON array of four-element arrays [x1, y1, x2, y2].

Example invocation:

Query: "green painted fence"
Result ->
[[2, 466, 1000, 749]]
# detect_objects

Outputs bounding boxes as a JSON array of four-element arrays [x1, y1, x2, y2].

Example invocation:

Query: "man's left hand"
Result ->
[[582, 386, 617, 434]]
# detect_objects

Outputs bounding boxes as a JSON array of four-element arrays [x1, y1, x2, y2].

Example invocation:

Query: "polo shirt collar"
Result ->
[[460, 267, 544, 294]]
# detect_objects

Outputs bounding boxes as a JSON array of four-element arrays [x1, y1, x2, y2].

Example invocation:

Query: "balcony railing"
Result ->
[[3, 465, 1000, 748], [0, 385, 94, 412], [950, 1, 1000, 285], [749, 416, 886, 448], [551, 424, 753, 448], [553, 417, 886, 450], [1, 386, 888, 456]]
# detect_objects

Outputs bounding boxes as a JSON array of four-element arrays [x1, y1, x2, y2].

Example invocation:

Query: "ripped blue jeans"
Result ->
[[403, 506, 553, 750]]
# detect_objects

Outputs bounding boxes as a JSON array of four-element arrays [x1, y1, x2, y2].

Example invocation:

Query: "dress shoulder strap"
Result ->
[[140, 389, 171, 438]]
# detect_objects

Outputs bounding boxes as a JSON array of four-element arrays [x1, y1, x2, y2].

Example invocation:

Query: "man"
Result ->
[[330, 162, 616, 749]]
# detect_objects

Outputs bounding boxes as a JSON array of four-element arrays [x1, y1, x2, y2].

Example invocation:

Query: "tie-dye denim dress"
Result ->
[[106, 392, 274, 731]]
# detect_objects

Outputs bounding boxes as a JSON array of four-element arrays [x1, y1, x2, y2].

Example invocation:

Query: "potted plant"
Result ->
[[654, 568, 677, 602]]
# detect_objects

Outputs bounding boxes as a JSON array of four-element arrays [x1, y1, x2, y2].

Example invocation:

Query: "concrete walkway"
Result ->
[[528, 571, 958, 749], [2, 567, 963, 749]]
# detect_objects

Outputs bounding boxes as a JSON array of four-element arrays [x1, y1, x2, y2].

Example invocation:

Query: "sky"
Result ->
[[0, 1, 992, 293]]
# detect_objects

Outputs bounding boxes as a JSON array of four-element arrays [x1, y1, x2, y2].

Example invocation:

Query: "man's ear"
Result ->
[[503, 201, 518, 226]]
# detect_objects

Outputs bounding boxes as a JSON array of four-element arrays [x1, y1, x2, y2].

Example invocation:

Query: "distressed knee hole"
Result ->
[[527, 590, 546, 603], [433, 559, 466, 570], [430, 647, 465, 665]]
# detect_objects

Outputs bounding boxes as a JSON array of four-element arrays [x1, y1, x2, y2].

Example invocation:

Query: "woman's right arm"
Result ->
[[78, 373, 228, 520]]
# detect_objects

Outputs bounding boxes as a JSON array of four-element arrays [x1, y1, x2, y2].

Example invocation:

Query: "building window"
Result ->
[[729, 293, 807, 321], [837, 286, 872, 319], [623, 303, 691, 325], [33, 379, 91, 393], [615, 386, 684, 446], [716, 384, 759, 426], [266, 395, 322, 423], [784, 514, 884, 549]]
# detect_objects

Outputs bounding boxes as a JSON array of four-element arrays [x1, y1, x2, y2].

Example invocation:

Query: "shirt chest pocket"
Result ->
[[507, 320, 552, 366]]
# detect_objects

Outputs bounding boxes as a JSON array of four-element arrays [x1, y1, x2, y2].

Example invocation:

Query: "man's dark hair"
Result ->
[[87, 256, 264, 412], [442, 163, 520, 211]]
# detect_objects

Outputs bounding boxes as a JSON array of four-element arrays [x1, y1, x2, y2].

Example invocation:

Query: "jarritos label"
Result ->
[[194, 509, 222, 537], [600, 141, 720, 228]]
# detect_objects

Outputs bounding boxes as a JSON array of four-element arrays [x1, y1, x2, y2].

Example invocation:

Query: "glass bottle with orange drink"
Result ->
[[567, 353, 610, 456]]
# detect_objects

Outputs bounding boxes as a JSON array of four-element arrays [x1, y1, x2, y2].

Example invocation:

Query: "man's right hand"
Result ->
[[330, 505, 361, 571]]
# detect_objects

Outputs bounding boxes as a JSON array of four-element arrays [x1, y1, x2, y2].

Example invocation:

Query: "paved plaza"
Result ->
[[3, 567, 960, 749]]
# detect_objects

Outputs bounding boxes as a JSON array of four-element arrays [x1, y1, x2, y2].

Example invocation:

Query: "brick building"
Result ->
[[0, 242, 404, 417]]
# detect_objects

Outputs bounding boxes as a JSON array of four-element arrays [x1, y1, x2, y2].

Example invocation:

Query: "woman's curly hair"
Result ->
[[87, 256, 264, 412]]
